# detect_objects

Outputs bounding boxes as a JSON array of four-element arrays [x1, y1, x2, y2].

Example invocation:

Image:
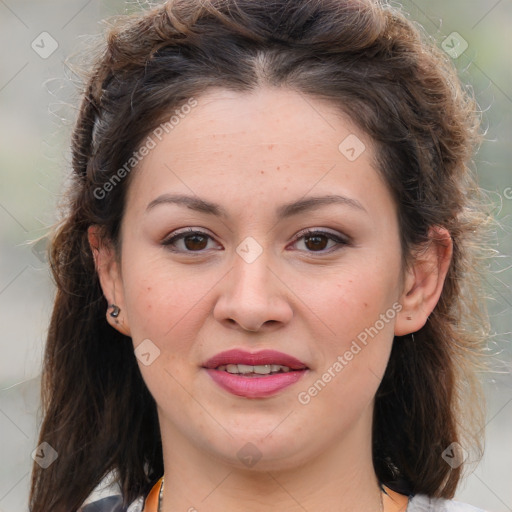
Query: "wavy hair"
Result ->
[[29, 0, 490, 510]]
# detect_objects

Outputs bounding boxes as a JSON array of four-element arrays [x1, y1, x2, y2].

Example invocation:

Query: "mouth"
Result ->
[[215, 363, 297, 376], [202, 349, 309, 398], [202, 348, 308, 370]]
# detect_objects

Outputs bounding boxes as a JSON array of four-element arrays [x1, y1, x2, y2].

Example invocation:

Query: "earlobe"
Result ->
[[105, 303, 131, 337], [395, 227, 453, 336], [88, 225, 131, 337]]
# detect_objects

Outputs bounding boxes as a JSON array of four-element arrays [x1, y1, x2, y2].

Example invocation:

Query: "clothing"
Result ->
[[78, 471, 488, 512], [406, 495, 487, 511]]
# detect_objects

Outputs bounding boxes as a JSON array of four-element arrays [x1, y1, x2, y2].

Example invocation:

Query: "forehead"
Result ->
[[125, 86, 392, 219], [171, 86, 361, 148]]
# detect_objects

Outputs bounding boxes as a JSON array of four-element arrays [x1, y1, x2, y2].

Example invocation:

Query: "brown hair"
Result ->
[[30, 0, 490, 510]]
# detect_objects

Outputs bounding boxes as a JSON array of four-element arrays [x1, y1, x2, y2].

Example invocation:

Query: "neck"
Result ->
[[157, 407, 397, 511], [161, 467, 384, 512]]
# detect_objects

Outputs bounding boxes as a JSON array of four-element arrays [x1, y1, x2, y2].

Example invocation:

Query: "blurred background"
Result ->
[[0, 0, 511, 511]]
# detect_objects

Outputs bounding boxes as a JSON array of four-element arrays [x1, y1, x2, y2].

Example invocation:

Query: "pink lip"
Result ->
[[202, 349, 308, 370], [202, 349, 309, 399], [205, 368, 307, 398]]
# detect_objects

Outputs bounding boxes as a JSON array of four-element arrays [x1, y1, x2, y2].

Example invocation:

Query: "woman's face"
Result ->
[[98, 87, 426, 471]]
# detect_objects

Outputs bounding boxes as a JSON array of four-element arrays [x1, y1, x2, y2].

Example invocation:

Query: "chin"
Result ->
[[201, 429, 314, 473]]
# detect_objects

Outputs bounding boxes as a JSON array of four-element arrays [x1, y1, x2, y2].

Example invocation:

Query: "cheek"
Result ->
[[307, 264, 400, 391], [120, 259, 211, 394], [313, 264, 400, 336], [121, 252, 215, 345]]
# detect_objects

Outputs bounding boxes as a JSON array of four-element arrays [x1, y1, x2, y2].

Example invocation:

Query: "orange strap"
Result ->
[[382, 485, 409, 511], [142, 477, 163, 512]]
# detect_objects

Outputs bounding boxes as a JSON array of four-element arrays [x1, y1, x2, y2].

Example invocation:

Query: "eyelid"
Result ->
[[162, 227, 211, 240], [287, 228, 350, 254], [292, 227, 350, 244], [161, 227, 221, 251], [161, 226, 350, 254]]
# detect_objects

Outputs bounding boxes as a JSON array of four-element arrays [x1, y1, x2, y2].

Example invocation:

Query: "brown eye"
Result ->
[[303, 234, 329, 251], [292, 229, 348, 253], [162, 229, 219, 253], [182, 234, 208, 251]]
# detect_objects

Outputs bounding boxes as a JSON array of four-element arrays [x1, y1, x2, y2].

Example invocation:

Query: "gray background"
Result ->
[[0, 0, 511, 511]]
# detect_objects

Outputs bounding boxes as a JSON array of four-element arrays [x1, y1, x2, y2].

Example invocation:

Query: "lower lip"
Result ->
[[204, 368, 307, 398]]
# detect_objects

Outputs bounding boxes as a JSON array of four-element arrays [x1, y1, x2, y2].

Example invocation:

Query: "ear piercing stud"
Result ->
[[110, 304, 121, 318]]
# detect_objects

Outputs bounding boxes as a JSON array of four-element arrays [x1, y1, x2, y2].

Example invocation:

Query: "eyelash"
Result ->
[[161, 227, 350, 255]]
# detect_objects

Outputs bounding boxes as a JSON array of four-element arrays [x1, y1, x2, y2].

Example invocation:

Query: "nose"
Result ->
[[213, 248, 294, 333]]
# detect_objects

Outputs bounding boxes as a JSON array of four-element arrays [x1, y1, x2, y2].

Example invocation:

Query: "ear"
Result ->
[[394, 226, 453, 336], [88, 225, 131, 337]]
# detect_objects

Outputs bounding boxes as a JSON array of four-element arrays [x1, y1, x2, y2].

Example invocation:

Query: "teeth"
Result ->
[[238, 364, 256, 374], [217, 364, 292, 374]]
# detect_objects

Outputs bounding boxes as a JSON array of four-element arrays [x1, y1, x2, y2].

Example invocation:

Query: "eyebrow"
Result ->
[[145, 193, 367, 218]]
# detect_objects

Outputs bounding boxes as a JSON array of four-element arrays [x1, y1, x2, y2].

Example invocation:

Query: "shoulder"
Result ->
[[407, 493, 488, 512], [79, 495, 144, 512], [77, 470, 145, 512]]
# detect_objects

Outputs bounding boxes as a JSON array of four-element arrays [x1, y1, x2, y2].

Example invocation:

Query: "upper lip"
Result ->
[[202, 349, 308, 370]]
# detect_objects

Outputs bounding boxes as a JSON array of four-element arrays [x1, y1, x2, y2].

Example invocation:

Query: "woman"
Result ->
[[29, 0, 491, 511]]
